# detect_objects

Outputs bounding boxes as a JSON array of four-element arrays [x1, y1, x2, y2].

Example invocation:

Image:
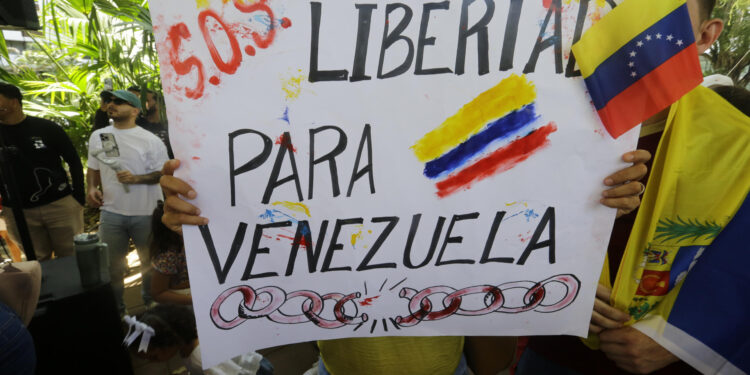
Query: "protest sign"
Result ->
[[149, 0, 637, 367]]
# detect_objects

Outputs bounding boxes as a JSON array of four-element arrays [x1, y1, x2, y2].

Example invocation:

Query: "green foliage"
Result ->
[[0, 0, 160, 158], [654, 217, 723, 243], [704, 0, 750, 87]]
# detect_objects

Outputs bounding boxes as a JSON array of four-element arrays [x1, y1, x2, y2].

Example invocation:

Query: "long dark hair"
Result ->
[[149, 202, 184, 262]]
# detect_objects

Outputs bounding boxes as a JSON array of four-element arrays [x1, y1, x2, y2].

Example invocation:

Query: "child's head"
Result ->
[[126, 304, 197, 362], [150, 201, 184, 261]]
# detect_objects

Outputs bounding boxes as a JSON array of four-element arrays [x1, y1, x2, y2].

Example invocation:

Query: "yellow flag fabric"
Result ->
[[318, 336, 464, 375], [610, 86, 750, 318]]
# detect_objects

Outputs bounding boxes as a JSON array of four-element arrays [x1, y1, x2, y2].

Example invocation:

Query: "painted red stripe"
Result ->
[[435, 123, 558, 198], [597, 44, 702, 138]]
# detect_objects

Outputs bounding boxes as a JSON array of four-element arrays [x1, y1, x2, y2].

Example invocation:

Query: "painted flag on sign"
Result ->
[[412, 74, 557, 198], [571, 0, 703, 139]]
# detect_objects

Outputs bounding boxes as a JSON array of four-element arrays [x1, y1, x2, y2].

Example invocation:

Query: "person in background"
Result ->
[[128, 86, 173, 158], [126, 304, 274, 375], [0, 82, 85, 260], [149, 202, 191, 306], [87, 90, 168, 314], [92, 91, 114, 133]]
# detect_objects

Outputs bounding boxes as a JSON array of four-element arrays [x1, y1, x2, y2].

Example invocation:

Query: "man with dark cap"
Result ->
[[87, 89, 168, 313], [0, 82, 84, 261]]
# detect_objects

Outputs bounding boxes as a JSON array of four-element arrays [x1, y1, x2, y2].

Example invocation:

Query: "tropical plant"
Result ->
[[703, 0, 750, 87], [0, 0, 159, 157]]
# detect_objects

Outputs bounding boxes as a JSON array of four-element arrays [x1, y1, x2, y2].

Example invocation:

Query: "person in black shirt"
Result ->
[[91, 90, 114, 133], [128, 87, 173, 158], [0, 83, 85, 260]]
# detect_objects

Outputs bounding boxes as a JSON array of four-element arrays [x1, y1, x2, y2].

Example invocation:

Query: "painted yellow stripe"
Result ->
[[412, 74, 536, 162], [271, 201, 311, 217], [572, 0, 685, 78]]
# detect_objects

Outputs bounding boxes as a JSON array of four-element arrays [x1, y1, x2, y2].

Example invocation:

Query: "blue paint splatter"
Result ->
[[524, 209, 539, 222], [280, 107, 290, 125], [259, 209, 299, 224]]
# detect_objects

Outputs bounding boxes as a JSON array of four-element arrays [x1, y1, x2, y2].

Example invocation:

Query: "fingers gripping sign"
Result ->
[[160, 160, 208, 234], [601, 150, 652, 218]]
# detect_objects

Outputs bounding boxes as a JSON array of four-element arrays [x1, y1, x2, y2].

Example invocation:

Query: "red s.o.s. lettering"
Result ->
[[167, 23, 205, 99], [198, 9, 242, 74]]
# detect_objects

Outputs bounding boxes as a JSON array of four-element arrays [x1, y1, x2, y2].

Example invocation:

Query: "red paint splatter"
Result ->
[[280, 18, 292, 28], [359, 295, 380, 306], [198, 9, 242, 74], [297, 235, 308, 249], [192, 156, 200, 160], [245, 45, 256, 56], [167, 23, 205, 99], [275, 134, 297, 152], [209, 76, 220, 85], [436, 123, 558, 198]]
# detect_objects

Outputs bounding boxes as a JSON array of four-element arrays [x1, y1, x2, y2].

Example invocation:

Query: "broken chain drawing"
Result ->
[[209, 274, 580, 331]]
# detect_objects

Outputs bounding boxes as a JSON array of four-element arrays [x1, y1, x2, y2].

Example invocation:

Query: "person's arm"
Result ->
[[150, 270, 192, 305], [601, 150, 651, 218], [87, 168, 103, 207], [50, 124, 85, 205], [116, 170, 162, 185]]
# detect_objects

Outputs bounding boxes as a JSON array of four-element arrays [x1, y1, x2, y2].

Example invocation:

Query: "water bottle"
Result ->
[[74, 233, 109, 287]]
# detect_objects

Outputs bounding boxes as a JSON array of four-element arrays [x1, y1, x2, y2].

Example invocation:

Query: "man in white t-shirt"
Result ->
[[87, 90, 168, 314]]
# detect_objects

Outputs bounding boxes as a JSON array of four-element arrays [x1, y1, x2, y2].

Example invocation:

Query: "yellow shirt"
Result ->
[[318, 336, 464, 375]]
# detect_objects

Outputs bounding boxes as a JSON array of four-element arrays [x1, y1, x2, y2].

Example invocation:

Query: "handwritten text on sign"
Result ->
[[150, 0, 635, 368]]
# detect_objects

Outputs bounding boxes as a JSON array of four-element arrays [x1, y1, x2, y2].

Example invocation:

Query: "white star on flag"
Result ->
[[646, 35, 652, 41], [667, 34, 674, 41], [628, 62, 635, 67], [631, 72, 637, 77], [676, 40, 684, 46], [630, 51, 637, 57], [637, 41, 644, 47], [656, 33, 662, 39]]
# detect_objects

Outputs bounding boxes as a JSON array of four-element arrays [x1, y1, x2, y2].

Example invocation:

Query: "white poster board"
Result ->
[[149, 0, 637, 367]]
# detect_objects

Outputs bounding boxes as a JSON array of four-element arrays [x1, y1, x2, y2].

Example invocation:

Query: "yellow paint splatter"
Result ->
[[196, 0, 210, 9], [282, 75, 306, 100], [271, 201, 311, 217], [589, 7, 603, 24], [505, 201, 529, 207], [351, 230, 363, 247], [563, 0, 607, 7]]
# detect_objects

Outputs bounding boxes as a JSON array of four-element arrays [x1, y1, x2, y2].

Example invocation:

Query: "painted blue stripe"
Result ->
[[423, 104, 539, 179], [584, 4, 696, 110], [668, 195, 750, 372]]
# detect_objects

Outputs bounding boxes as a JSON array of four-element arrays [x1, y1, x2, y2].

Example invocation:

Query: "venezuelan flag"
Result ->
[[601, 86, 750, 373], [412, 74, 556, 198], [571, 0, 703, 139]]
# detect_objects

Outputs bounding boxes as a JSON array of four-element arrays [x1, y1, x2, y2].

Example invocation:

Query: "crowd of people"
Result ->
[[0, 0, 748, 373]]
